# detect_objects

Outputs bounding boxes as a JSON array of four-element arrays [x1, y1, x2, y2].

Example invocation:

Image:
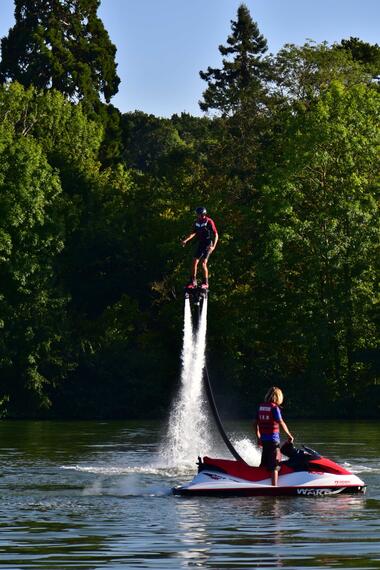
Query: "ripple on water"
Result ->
[[0, 419, 378, 569]]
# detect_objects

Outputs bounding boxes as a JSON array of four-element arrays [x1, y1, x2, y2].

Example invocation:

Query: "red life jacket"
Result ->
[[257, 402, 280, 435]]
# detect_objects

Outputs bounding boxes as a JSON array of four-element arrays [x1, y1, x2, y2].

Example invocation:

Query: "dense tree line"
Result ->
[[0, 1, 378, 419]]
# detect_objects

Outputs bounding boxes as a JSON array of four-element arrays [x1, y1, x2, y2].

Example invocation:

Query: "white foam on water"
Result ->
[[62, 461, 200, 478], [344, 462, 379, 474], [62, 464, 170, 476], [111, 475, 172, 497]]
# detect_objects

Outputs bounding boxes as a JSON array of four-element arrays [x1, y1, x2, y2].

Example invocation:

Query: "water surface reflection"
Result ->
[[0, 420, 378, 569]]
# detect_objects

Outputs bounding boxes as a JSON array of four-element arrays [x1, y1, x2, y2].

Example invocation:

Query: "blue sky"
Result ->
[[1, 0, 379, 117]]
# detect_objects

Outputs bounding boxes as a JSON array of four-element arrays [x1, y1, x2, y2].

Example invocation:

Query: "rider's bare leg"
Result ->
[[202, 260, 208, 281], [191, 258, 199, 282]]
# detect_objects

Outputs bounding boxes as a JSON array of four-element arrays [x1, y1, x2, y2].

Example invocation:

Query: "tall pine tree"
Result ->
[[0, 0, 120, 106], [199, 3, 268, 115]]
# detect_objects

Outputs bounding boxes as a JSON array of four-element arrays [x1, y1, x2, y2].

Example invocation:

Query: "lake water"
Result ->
[[0, 420, 378, 569]]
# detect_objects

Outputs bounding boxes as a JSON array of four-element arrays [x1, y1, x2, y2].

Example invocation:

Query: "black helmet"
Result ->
[[195, 206, 207, 216]]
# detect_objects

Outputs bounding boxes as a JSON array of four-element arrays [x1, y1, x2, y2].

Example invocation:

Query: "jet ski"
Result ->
[[173, 296, 366, 497], [173, 443, 366, 497]]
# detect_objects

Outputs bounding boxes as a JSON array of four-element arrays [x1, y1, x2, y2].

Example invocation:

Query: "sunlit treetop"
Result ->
[[0, 0, 120, 105]]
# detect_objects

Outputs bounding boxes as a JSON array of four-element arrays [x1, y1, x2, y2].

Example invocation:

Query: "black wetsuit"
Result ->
[[193, 216, 218, 260]]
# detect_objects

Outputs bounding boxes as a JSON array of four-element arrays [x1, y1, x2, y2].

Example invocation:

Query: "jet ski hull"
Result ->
[[173, 472, 366, 497], [173, 455, 366, 497]]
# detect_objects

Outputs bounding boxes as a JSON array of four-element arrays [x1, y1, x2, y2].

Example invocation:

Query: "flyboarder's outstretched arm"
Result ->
[[181, 232, 196, 246]]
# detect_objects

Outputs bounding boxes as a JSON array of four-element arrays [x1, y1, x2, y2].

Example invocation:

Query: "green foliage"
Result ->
[[0, 0, 120, 106], [273, 41, 373, 102], [120, 111, 187, 173], [0, 119, 67, 415], [0, 82, 116, 416], [255, 81, 379, 415], [337, 37, 380, 78], [0, 4, 378, 419]]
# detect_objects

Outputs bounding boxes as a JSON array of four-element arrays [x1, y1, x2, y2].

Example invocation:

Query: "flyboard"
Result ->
[[173, 285, 366, 497], [184, 283, 208, 309]]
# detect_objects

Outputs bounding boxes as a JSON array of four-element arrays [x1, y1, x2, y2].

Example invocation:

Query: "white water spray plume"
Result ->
[[161, 298, 212, 469]]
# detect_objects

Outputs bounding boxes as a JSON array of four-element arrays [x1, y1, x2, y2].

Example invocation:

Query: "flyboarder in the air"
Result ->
[[181, 206, 218, 290]]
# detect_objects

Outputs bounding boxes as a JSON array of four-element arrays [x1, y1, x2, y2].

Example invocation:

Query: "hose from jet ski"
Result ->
[[197, 301, 246, 463], [203, 360, 246, 463]]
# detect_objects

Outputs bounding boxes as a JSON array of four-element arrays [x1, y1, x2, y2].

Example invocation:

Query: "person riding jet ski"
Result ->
[[254, 386, 294, 486]]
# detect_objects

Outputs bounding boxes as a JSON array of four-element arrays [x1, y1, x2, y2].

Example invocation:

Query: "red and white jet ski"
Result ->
[[173, 444, 366, 497], [174, 296, 366, 497]]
